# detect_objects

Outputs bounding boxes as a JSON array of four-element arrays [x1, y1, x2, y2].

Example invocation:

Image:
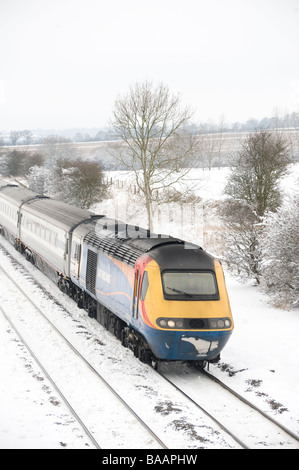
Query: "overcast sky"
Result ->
[[1, 0, 299, 131]]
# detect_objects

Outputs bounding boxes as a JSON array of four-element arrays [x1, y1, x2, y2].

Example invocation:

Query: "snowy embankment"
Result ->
[[0, 165, 298, 449]]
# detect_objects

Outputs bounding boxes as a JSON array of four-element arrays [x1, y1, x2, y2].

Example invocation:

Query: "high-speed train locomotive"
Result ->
[[0, 179, 233, 367]]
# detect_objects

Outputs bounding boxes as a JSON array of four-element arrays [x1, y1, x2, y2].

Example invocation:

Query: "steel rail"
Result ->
[[3, 239, 297, 449], [200, 367, 299, 443], [156, 370, 249, 449], [0, 303, 101, 449], [0, 259, 168, 450]]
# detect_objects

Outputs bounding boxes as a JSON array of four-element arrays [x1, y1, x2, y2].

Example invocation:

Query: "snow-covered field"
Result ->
[[0, 165, 298, 449]]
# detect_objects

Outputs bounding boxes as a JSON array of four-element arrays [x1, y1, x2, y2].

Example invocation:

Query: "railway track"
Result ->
[[1, 238, 298, 449], [0, 241, 241, 449], [201, 368, 299, 442], [0, 304, 101, 449], [158, 363, 299, 449], [0, 257, 168, 449]]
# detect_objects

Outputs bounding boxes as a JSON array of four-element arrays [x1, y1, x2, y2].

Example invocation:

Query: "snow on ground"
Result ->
[[0, 164, 298, 449], [0, 312, 91, 449], [215, 276, 299, 431]]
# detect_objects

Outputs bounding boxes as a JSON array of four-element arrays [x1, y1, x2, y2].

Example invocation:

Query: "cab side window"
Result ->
[[140, 271, 149, 301]]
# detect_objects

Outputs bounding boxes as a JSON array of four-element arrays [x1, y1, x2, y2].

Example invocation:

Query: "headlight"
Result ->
[[156, 317, 232, 330], [157, 318, 185, 329], [209, 318, 231, 329]]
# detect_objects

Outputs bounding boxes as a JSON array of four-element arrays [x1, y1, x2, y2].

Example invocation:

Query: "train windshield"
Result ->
[[162, 271, 219, 300]]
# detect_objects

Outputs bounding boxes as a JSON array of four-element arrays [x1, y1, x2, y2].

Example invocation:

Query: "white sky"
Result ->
[[1, 0, 299, 130]]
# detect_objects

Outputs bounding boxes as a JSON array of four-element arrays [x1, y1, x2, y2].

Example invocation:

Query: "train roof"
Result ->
[[0, 184, 38, 203], [0, 182, 98, 231], [148, 242, 215, 270], [22, 198, 96, 232]]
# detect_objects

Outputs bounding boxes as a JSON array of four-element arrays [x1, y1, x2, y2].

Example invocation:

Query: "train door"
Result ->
[[70, 235, 82, 282], [17, 210, 22, 240], [132, 266, 141, 319], [132, 258, 151, 320]]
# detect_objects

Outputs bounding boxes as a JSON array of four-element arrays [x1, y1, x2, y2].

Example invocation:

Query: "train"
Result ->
[[0, 178, 234, 368]]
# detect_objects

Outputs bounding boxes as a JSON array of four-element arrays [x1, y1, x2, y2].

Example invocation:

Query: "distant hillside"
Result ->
[[2, 128, 298, 170]]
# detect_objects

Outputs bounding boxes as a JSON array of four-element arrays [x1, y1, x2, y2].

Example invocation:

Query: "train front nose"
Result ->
[[145, 329, 233, 362], [178, 330, 232, 361]]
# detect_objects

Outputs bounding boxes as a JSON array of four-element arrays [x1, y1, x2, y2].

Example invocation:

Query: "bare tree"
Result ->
[[41, 135, 78, 167], [0, 141, 8, 175], [51, 157, 108, 209], [6, 149, 27, 176], [225, 130, 292, 217], [9, 130, 23, 145], [22, 129, 33, 145], [199, 116, 227, 170], [23, 151, 45, 175], [262, 193, 299, 308], [0, 149, 45, 177], [219, 200, 263, 285], [216, 115, 227, 169], [110, 81, 199, 229], [220, 130, 292, 284], [202, 133, 216, 171]]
